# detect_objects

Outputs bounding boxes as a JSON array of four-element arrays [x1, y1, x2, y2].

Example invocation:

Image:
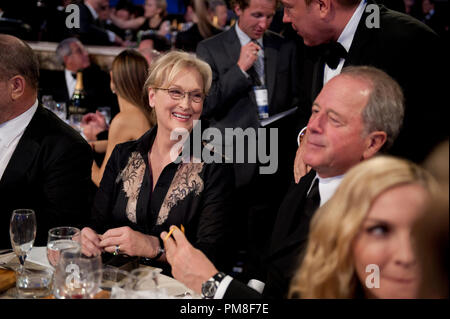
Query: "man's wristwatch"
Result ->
[[201, 272, 226, 299]]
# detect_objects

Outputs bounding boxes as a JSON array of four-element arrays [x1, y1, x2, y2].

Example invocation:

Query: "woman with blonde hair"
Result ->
[[289, 156, 441, 299], [81, 51, 234, 273], [85, 49, 155, 186]]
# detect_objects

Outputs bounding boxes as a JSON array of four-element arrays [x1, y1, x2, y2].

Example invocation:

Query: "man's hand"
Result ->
[[294, 130, 311, 183], [161, 226, 218, 294], [237, 41, 261, 72]]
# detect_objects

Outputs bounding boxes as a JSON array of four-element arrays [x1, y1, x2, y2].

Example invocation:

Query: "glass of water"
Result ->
[[53, 249, 102, 299], [9, 209, 36, 274], [47, 227, 81, 268]]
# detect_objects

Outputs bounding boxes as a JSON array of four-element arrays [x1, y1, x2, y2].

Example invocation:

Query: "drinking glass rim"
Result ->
[[12, 209, 35, 215], [48, 226, 81, 237]]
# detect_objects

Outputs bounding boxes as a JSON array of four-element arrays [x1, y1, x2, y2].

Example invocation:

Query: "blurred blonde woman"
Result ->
[[289, 156, 441, 299]]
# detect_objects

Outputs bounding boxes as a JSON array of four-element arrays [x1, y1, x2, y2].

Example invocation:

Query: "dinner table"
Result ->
[[0, 246, 200, 299]]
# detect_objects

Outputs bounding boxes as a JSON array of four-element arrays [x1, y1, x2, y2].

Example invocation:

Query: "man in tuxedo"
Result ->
[[0, 34, 93, 248], [70, 0, 124, 46], [39, 37, 117, 117], [196, 0, 300, 278], [161, 66, 405, 299], [285, 0, 447, 166]]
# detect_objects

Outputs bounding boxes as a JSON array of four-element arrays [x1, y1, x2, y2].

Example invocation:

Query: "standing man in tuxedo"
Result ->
[[284, 0, 447, 167], [196, 0, 300, 278], [0, 34, 93, 248], [39, 37, 118, 117], [161, 65, 405, 299], [71, 0, 124, 46]]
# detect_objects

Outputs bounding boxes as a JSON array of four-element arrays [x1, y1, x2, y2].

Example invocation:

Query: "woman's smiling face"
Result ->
[[148, 67, 204, 136]]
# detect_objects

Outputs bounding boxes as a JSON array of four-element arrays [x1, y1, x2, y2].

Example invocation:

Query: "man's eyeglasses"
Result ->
[[155, 88, 205, 103]]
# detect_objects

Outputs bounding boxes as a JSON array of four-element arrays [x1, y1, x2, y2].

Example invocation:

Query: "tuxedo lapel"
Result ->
[[311, 55, 324, 101], [345, 0, 383, 66], [268, 171, 316, 257], [224, 29, 242, 69]]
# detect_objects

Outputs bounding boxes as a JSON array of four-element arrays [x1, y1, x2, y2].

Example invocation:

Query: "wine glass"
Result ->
[[9, 209, 36, 274], [47, 226, 81, 268], [53, 249, 102, 299]]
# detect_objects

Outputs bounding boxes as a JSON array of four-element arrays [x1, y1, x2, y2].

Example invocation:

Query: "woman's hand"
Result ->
[[99, 226, 160, 258], [294, 129, 312, 183], [81, 227, 103, 257]]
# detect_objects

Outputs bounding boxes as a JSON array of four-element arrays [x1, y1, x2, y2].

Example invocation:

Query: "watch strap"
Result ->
[[201, 272, 226, 299]]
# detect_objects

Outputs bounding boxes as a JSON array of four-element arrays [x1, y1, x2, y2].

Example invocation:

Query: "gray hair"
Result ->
[[55, 37, 80, 66], [341, 65, 405, 152], [208, 0, 226, 11]]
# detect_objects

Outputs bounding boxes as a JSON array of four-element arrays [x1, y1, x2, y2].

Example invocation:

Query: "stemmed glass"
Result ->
[[9, 209, 36, 274], [47, 226, 81, 268]]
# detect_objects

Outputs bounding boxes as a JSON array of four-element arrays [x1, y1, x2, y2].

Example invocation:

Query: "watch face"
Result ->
[[202, 280, 217, 298]]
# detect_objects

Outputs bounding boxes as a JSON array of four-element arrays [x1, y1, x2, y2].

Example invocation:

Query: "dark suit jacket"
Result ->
[[175, 24, 222, 53], [296, 1, 448, 163], [70, 3, 114, 46], [196, 26, 300, 187], [197, 26, 299, 131], [39, 65, 118, 116], [223, 171, 316, 299], [0, 106, 94, 248]]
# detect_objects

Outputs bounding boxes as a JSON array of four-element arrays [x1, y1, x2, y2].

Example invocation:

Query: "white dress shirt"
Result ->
[[323, 0, 367, 84], [65, 69, 77, 98], [0, 100, 38, 181], [214, 173, 344, 298]]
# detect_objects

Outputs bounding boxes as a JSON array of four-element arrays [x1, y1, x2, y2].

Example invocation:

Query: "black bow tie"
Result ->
[[71, 72, 77, 79], [322, 42, 347, 69]]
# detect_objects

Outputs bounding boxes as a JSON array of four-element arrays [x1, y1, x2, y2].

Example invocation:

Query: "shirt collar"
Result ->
[[235, 22, 263, 48], [337, 0, 367, 53], [0, 100, 38, 148], [313, 173, 345, 207], [65, 68, 77, 80], [85, 2, 99, 20]]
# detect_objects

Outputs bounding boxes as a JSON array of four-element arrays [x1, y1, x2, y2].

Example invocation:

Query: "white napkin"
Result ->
[[27, 246, 52, 269]]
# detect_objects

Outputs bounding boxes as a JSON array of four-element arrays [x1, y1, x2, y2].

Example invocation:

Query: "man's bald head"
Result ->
[[0, 34, 39, 91]]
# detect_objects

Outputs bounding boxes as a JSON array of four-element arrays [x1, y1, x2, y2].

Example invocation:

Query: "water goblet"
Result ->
[[47, 226, 81, 268], [9, 209, 36, 274]]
